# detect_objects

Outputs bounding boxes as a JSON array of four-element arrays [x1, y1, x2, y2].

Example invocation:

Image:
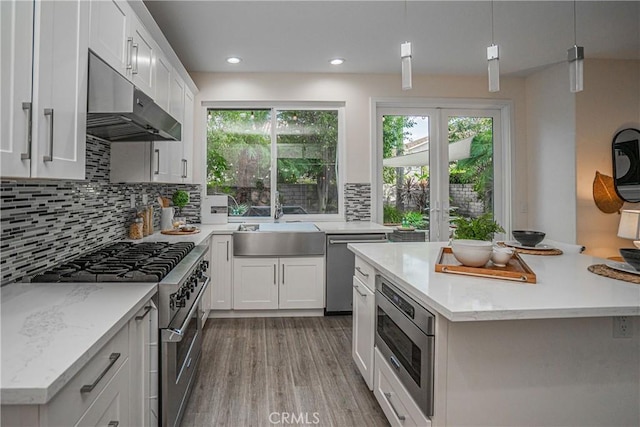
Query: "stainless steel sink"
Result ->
[[234, 222, 325, 256]]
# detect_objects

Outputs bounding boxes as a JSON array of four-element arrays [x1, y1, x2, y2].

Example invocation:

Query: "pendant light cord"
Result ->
[[491, 0, 495, 44], [573, 0, 577, 45]]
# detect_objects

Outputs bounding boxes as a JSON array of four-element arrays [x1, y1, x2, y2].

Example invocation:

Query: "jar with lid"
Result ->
[[129, 217, 144, 240]]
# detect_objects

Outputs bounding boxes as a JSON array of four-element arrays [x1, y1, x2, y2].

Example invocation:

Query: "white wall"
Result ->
[[191, 72, 529, 225], [576, 59, 640, 258], [525, 63, 577, 243]]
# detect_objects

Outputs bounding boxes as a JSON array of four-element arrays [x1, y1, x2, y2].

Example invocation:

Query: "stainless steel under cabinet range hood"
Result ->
[[86, 52, 181, 142]]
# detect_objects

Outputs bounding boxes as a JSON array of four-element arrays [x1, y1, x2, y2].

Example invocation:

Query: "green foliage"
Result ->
[[382, 116, 416, 185], [383, 205, 403, 224], [229, 203, 248, 216], [172, 190, 190, 215], [403, 211, 426, 229], [452, 213, 504, 241]]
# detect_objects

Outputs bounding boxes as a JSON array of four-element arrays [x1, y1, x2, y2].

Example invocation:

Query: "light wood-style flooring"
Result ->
[[180, 316, 389, 427]]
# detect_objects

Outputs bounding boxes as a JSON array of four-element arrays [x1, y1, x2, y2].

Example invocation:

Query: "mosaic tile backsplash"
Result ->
[[345, 183, 371, 221], [1, 137, 201, 286]]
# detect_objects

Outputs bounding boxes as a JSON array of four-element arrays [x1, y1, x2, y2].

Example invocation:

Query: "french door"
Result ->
[[377, 107, 504, 242]]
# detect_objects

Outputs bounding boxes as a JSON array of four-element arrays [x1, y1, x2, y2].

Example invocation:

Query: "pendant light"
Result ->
[[400, 0, 412, 90], [487, 0, 500, 92], [401, 42, 412, 90], [567, 0, 584, 93]]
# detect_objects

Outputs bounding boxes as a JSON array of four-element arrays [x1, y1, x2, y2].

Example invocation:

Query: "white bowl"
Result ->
[[450, 239, 493, 267], [491, 246, 514, 267]]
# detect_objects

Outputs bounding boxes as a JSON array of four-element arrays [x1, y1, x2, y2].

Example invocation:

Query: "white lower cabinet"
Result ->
[[2, 299, 156, 427], [352, 275, 375, 390], [374, 348, 431, 427], [233, 257, 324, 310], [210, 235, 233, 310]]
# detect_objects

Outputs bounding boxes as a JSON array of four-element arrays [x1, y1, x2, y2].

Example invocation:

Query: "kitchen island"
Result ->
[[349, 241, 640, 427]]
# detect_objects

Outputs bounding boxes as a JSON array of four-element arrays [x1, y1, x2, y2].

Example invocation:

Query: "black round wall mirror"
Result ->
[[612, 128, 640, 202]]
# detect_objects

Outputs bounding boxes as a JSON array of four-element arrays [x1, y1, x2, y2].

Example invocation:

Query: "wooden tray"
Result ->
[[435, 247, 537, 284], [160, 228, 200, 235]]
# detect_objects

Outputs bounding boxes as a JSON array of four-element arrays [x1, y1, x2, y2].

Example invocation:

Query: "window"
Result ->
[[374, 100, 512, 241], [206, 106, 342, 219]]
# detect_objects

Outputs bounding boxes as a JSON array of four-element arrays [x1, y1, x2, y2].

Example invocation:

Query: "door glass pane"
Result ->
[[206, 109, 272, 217], [447, 116, 495, 224], [381, 115, 430, 239], [275, 110, 339, 215]]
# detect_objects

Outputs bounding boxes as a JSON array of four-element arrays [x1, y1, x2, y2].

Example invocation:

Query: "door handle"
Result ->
[[182, 159, 188, 178], [21, 102, 32, 160], [352, 283, 367, 298], [282, 264, 285, 284], [383, 392, 406, 421], [80, 353, 120, 393], [132, 42, 139, 74], [273, 265, 276, 285], [154, 149, 160, 175], [42, 108, 54, 162], [126, 37, 133, 70], [226, 241, 229, 261]]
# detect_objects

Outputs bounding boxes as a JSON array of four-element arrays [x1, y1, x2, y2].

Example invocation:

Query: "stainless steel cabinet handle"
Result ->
[[126, 37, 133, 70], [182, 159, 188, 178], [352, 283, 367, 298], [154, 149, 160, 175], [273, 265, 276, 285], [108, 422, 119, 427], [132, 42, 139, 74], [21, 102, 32, 160], [329, 238, 388, 244], [282, 264, 285, 284], [383, 392, 406, 421], [80, 353, 120, 393], [355, 266, 369, 278], [42, 108, 54, 162], [135, 305, 153, 321], [226, 241, 229, 261]]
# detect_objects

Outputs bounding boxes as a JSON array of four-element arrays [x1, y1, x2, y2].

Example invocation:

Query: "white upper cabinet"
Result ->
[[89, 0, 130, 77], [154, 52, 171, 111], [1, 0, 34, 178], [128, 14, 155, 97], [1, 0, 88, 180], [181, 87, 195, 183]]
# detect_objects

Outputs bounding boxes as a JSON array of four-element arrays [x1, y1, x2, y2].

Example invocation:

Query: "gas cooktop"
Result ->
[[31, 242, 195, 283]]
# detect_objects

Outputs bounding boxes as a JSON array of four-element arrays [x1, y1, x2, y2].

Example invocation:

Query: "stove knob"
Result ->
[[178, 298, 186, 308]]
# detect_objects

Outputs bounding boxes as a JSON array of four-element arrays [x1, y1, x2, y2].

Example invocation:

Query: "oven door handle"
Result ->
[[161, 275, 210, 343]]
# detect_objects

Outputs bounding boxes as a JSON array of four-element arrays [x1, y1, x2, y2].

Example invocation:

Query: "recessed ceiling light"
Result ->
[[329, 58, 345, 65], [226, 57, 242, 64]]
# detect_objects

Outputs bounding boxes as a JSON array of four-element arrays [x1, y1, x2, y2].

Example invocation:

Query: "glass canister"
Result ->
[[129, 217, 144, 240]]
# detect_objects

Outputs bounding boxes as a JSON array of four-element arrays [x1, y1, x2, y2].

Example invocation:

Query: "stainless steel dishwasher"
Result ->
[[325, 233, 387, 314]]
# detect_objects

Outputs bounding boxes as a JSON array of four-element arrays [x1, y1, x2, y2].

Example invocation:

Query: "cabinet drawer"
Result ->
[[75, 360, 130, 427], [374, 348, 431, 427], [43, 323, 129, 426], [354, 256, 375, 292]]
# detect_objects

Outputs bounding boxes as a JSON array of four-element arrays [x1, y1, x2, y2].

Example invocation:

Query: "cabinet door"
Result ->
[[129, 15, 154, 97], [279, 257, 325, 309], [0, 0, 33, 178], [352, 275, 375, 390], [166, 73, 185, 182], [181, 87, 195, 183], [151, 141, 172, 183], [31, 0, 88, 179], [154, 53, 171, 112], [89, 0, 129, 76], [75, 361, 130, 427], [129, 301, 157, 427], [233, 258, 279, 310], [210, 235, 233, 310]]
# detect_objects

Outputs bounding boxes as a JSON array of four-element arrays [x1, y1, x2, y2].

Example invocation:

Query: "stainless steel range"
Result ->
[[31, 241, 210, 427]]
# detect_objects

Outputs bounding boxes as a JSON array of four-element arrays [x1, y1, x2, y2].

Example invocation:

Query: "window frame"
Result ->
[[371, 97, 514, 240], [203, 101, 346, 222]]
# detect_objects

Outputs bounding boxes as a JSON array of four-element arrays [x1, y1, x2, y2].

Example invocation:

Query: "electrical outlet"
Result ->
[[613, 316, 633, 338]]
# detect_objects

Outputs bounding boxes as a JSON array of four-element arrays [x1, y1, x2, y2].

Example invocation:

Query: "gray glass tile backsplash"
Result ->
[[1, 137, 201, 286]]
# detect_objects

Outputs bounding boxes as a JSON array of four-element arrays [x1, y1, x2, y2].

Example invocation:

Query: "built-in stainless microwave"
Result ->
[[375, 275, 435, 417]]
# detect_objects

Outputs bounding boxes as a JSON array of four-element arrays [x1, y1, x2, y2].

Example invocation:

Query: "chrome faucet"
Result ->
[[274, 191, 283, 221]]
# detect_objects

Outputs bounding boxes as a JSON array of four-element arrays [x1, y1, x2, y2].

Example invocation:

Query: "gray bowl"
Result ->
[[512, 230, 545, 247], [619, 248, 640, 271]]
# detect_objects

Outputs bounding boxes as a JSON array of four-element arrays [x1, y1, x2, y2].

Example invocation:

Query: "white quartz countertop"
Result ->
[[126, 224, 236, 245], [348, 242, 640, 321], [1, 282, 157, 405]]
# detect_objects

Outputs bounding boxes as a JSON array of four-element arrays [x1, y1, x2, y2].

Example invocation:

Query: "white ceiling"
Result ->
[[144, 1, 640, 77]]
